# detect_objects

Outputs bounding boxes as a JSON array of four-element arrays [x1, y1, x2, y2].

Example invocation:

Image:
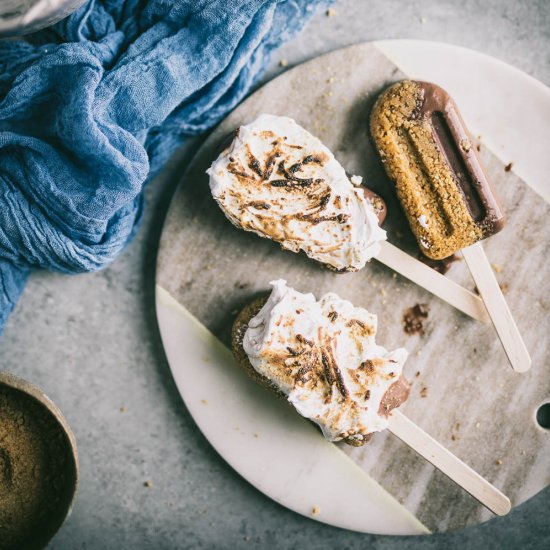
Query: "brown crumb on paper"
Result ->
[[144, 480, 153, 488], [504, 162, 513, 172], [312, 506, 321, 516], [403, 304, 430, 335], [279, 59, 289, 67], [495, 459, 503, 466], [420, 386, 428, 398], [326, 8, 337, 16]]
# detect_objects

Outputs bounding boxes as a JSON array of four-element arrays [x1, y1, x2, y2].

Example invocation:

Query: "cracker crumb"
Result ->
[[492, 264, 502, 273], [201, 399, 208, 405], [279, 59, 289, 67], [312, 506, 321, 516], [119, 406, 127, 413], [403, 303, 430, 335], [415, 371, 421, 378], [475, 422, 481, 428], [326, 8, 337, 17], [495, 459, 503, 466], [504, 162, 513, 172], [144, 480, 153, 488], [420, 386, 428, 398]]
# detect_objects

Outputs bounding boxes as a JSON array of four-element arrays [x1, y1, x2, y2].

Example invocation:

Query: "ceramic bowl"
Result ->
[[0, 371, 79, 549]]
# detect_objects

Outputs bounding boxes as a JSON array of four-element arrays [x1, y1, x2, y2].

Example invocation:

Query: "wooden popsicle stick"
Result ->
[[388, 411, 511, 516], [462, 242, 531, 373], [376, 241, 490, 324]]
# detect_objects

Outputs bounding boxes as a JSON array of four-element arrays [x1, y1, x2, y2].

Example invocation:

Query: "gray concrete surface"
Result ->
[[1, 1, 549, 548]]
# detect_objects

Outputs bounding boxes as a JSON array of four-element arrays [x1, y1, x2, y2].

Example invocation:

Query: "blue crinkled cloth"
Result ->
[[0, 0, 332, 331]]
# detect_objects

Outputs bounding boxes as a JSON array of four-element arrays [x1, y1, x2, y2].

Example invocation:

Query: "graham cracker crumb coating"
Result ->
[[370, 80, 493, 260]]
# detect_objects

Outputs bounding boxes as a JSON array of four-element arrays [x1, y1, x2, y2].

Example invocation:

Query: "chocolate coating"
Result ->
[[370, 80, 505, 260], [361, 186, 387, 225]]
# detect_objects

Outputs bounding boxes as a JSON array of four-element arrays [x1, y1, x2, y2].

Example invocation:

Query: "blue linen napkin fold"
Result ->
[[0, 0, 332, 331]]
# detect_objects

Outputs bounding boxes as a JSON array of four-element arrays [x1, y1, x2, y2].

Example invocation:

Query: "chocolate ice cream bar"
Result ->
[[371, 81, 530, 373], [232, 280, 410, 446], [370, 80, 504, 260], [232, 280, 510, 514]]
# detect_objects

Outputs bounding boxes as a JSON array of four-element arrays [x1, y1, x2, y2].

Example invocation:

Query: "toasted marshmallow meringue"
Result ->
[[207, 114, 386, 271], [243, 280, 408, 441]]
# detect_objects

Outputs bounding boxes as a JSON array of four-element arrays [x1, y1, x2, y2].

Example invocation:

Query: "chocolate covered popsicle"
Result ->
[[232, 280, 510, 515], [370, 80, 530, 372], [232, 279, 410, 446], [207, 114, 488, 322]]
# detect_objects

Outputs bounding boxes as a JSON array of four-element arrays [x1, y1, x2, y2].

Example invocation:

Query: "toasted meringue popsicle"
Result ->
[[235, 280, 510, 516], [208, 114, 488, 323], [370, 81, 530, 372], [241, 279, 410, 444]]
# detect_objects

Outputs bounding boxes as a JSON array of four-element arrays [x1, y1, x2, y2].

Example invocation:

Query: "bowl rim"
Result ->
[[0, 0, 88, 37]]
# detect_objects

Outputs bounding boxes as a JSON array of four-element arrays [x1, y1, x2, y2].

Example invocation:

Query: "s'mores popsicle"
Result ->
[[232, 280, 510, 516], [207, 114, 487, 322], [370, 81, 530, 372]]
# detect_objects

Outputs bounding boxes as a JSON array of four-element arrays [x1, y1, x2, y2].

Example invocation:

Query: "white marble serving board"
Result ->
[[155, 41, 550, 534]]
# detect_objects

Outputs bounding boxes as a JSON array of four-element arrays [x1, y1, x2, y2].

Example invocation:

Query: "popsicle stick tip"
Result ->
[[493, 496, 512, 517], [462, 243, 531, 373], [388, 411, 510, 516]]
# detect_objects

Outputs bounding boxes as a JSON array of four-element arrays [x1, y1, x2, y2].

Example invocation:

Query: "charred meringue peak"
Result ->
[[207, 114, 386, 271], [243, 280, 409, 441]]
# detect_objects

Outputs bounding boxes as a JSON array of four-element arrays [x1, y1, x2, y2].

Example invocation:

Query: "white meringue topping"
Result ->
[[243, 280, 408, 441], [207, 114, 386, 271]]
